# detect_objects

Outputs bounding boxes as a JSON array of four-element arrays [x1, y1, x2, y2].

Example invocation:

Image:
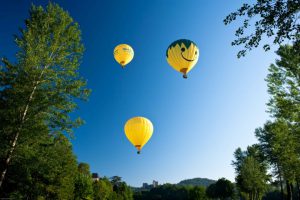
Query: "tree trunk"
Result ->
[[287, 180, 293, 200], [280, 175, 284, 200], [255, 190, 259, 200], [250, 191, 253, 200], [0, 66, 47, 189], [291, 183, 294, 200], [296, 180, 300, 200], [0, 87, 37, 188]]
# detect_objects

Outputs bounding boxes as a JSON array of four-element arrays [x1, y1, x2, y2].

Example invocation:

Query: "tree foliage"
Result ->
[[93, 177, 113, 200], [266, 45, 300, 123], [206, 178, 235, 200], [224, 0, 300, 57], [0, 2, 90, 197], [135, 184, 209, 200], [254, 45, 300, 199], [1, 133, 77, 199], [74, 163, 94, 200], [233, 146, 269, 200]]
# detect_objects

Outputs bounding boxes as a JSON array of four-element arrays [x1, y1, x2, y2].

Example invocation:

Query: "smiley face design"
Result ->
[[166, 39, 199, 78]]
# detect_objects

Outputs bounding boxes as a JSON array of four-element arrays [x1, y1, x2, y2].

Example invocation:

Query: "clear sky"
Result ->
[[1, 0, 278, 187]]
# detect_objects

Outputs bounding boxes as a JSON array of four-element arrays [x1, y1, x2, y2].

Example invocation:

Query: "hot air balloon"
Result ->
[[114, 44, 134, 68], [124, 117, 153, 154], [166, 39, 199, 78]]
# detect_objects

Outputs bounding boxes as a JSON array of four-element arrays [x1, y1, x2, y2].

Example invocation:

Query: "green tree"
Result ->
[[110, 176, 133, 200], [215, 178, 235, 200], [189, 186, 207, 200], [266, 45, 300, 124], [1, 133, 77, 199], [255, 44, 300, 200], [0, 2, 90, 189], [93, 177, 113, 200], [236, 156, 269, 200], [206, 178, 235, 200], [206, 183, 218, 199], [233, 146, 269, 200], [224, 0, 300, 57], [256, 120, 300, 200], [79, 163, 92, 176], [74, 162, 94, 200]]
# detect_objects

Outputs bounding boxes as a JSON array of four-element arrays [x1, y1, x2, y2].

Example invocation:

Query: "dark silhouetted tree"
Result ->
[[224, 0, 300, 57]]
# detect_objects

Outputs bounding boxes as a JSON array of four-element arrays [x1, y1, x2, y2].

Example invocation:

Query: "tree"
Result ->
[[255, 44, 300, 200], [74, 163, 94, 200], [93, 177, 113, 200], [215, 178, 235, 200], [109, 176, 133, 200], [111, 176, 123, 188], [1, 133, 78, 199], [0, 2, 90, 189], [266, 45, 300, 124], [78, 163, 92, 176], [206, 178, 235, 200], [206, 183, 218, 199], [233, 146, 269, 200], [256, 120, 300, 200], [236, 156, 269, 200], [189, 186, 207, 200], [224, 0, 300, 57]]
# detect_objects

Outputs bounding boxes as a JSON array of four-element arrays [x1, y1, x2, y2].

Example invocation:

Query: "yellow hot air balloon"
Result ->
[[124, 117, 153, 154], [114, 44, 134, 68], [166, 39, 199, 78]]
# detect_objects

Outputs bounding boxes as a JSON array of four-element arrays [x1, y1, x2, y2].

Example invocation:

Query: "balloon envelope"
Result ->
[[124, 117, 153, 154], [166, 39, 199, 78], [114, 44, 134, 68]]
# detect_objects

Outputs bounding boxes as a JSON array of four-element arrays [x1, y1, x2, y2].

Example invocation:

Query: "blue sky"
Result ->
[[0, 0, 277, 187]]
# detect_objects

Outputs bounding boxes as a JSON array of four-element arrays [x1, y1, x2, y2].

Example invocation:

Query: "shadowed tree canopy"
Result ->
[[224, 0, 300, 57], [206, 178, 235, 200]]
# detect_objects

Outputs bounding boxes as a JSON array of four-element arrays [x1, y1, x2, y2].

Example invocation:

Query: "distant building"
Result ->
[[152, 180, 158, 188], [142, 183, 149, 189], [92, 173, 100, 181], [141, 181, 159, 189]]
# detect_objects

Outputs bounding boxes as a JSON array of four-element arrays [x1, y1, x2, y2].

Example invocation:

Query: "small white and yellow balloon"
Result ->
[[113, 44, 134, 68], [166, 39, 199, 78], [124, 117, 153, 154]]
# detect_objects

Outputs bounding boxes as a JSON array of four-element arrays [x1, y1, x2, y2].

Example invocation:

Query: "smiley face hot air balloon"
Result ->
[[124, 117, 153, 154], [114, 44, 134, 68], [166, 39, 199, 78]]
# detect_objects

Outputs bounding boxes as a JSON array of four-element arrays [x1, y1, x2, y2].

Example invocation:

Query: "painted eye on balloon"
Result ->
[[181, 47, 185, 52], [195, 51, 198, 55]]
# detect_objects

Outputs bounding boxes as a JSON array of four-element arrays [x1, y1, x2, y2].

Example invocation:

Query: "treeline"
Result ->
[[75, 164, 133, 200], [134, 178, 235, 200]]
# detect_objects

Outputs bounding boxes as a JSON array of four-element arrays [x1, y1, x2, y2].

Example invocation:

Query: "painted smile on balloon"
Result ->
[[181, 52, 195, 62]]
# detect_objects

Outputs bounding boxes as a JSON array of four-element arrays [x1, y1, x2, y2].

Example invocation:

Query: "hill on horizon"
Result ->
[[177, 178, 216, 187]]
